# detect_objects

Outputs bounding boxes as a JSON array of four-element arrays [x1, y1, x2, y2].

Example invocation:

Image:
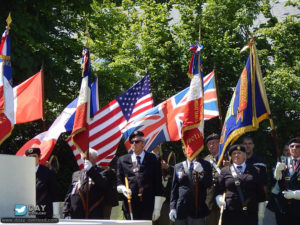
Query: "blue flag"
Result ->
[[218, 52, 271, 163]]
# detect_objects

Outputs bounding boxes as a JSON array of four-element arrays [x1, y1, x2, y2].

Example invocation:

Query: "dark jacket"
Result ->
[[63, 166, 108, 219], [117, 151, 164, 220], [268, 157, 300, 217], [215, 163, 265, 224], [36, 165, 58, 218], [170, 158, 212, 219]]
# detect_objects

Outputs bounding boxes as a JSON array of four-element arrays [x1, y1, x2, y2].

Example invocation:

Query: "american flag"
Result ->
[[68, 73, 153, 168], [122, 71, 219, 153]]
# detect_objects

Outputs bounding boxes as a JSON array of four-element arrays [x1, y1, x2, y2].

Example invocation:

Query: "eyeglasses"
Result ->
[[290, 144, 300, 148], [130, 140, 142, 144]]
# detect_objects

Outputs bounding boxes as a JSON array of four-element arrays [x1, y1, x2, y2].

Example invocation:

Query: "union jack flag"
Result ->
[[123, 71, 219, 153]]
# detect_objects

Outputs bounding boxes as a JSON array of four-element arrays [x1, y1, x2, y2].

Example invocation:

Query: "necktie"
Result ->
[[294, 159, 299, 171], [189, 162, 194, 175], [136, 156, 141, 169], [237, 165, 243, 174]]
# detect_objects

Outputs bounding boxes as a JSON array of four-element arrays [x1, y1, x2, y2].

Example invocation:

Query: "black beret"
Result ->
[[25, 147, 41, 156], [228, 144, 246, 156], [205, 133, 220, 144], [129, 131, 144, 142], [288, 137, 300, 145]]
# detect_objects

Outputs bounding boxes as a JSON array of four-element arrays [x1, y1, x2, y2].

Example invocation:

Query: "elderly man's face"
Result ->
[[290, 142, 300, 159], [131, 137, 145, 155], [82, 153, 97, 166], [207, 139, 219, 156], [231, 150, 246, 165]]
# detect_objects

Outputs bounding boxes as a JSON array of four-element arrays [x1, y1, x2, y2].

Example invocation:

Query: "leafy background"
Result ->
[[0, 0, 299, 200]]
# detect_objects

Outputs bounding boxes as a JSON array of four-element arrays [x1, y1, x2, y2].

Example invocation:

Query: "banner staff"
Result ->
[[125, 177, 134, 220], [249, 36, 281, 160], [41, 61, 46, 131], [83, 24, 90, 219]]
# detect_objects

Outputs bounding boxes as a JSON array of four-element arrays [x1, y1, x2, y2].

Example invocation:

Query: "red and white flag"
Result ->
[[181, 43, 205, 161], [13, 71, 43, 124], [71, 48, 92, 154]]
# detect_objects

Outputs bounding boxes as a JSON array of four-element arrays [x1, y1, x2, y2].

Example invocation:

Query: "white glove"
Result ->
[[216, 194, 226, 209], [258, 201, 266, 221], [64, 216, 71, 219], [274, 162, 285, 180], [152, 196, 166, 221], [117, 185, 132, 198], [169, 209, 177, 222], [84, 160, 92, 171], [193, 161, 203, 173], [282, 190, 300, 200]]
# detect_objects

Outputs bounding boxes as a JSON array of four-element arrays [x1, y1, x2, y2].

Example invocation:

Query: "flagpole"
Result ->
[[41, 61, 46, 131], [250, 37, 281, 160], [84, 24, 90, 219], [213, 65, 223, 128], [193, 25, 203, 218]]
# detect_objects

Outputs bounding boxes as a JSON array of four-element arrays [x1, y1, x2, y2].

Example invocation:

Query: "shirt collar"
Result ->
[[132, 151, 146, 164], [35, 164, 39, 173], [233, 162, 246, 171], [291, 156, 300, 161], [186, 159, 196, 169]]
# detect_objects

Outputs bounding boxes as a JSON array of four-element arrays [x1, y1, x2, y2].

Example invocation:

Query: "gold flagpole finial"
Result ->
[[85, 24, 89, 48], [6, 13, 12, 34]]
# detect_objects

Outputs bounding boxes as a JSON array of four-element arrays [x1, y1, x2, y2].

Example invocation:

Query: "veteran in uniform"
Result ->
[[117, 131, 165, 221], [25, 147, 58, 218], [215, 145, 266, 225], [63, 148, 109, 219], [169, 147, 212, 225], [204, 133, 222, 225], [271, 137, 300, 225]]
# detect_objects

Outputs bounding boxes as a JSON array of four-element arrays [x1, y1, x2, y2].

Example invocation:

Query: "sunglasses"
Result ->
[[130, 140, 142, 144], [290, 144, 300, 148]]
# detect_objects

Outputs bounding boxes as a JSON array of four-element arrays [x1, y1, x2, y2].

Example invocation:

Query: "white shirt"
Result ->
[[186, 159, 197, 170], [132, 151, 146, 164], [233, 162, 246, 173], [35, 164, 39, 173]]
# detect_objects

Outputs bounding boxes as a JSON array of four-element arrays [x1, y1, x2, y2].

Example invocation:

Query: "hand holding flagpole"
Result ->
[[125, 177, 134, 220]]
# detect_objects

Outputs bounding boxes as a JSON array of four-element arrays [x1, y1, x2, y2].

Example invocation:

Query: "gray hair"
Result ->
[[81, 148, 98, 160]]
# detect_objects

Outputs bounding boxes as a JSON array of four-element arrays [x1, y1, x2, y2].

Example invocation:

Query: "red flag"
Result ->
[[13, 71, 43, 124], [181, 43, 205, 161]]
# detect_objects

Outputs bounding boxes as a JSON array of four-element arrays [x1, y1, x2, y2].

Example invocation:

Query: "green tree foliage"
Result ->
[[0, 0, 299, 198]]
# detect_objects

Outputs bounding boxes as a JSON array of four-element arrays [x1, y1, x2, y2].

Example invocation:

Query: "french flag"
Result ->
[[71, 48, 92, 154], [16, 79, 99, 164], [0, 28, 14, 144]]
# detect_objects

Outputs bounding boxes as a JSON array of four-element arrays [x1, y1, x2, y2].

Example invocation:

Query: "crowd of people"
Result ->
[[25, 132, 300, 225]]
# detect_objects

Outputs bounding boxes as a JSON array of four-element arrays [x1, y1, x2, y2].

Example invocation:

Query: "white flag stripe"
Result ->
[[89, 110, 123, 136], [90, 101, 119, 122]]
